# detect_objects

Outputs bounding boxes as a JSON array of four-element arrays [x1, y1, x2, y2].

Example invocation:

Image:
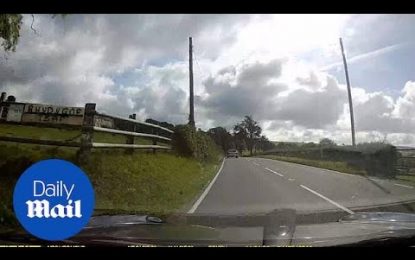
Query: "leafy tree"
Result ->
[[234, 115, 262, 156], [319, 138, 336, 147], [0, 14, 67, 52], [207, 127, 233, 152], [0, 14, 23, 52], [258, 135, 275, 151]]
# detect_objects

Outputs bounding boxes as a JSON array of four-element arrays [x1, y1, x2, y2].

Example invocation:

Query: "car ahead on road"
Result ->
[[226, 149, 239, 158]]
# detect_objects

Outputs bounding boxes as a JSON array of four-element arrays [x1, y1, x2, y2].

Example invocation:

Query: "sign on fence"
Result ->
[[0, 101, 173, 158], [21, 103, 85, 126], [94, 115, 114, 129], [6, 103, 24, 122]]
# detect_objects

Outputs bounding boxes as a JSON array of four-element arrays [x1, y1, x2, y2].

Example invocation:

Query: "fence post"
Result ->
[[126, 113, 136, 154], [152, 128, 158, 154], [77, 103, 96, 163], [0, 92, 7, 121]]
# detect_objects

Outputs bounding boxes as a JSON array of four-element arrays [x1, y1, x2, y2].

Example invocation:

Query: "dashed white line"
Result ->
[[394, 183, 414, 189], [288, 178, 295, 181], [300, 185, 354, 214], [265, 167, 284, 177]]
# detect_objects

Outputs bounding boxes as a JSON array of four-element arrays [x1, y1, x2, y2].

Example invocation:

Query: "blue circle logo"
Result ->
[[13, 159, 95, 241]]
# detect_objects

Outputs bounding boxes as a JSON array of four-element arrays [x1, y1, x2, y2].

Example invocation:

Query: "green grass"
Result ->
[[0, 123, 220, 231], [82, 152, 219, 216], [395, 175, 415, 187], [257, 155, 367, 176]]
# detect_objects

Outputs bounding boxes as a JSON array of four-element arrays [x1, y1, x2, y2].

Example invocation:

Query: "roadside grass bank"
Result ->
[[0, 142, 220, 231], [256, 155, 415, 187], [0, 123, 222, 231], [395, 175, 415, 187], [256, 155, 366, 175], [83, 152, 220, 217]]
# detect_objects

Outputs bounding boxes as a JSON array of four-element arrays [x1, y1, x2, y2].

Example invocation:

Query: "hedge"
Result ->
[[262, 142, 398, 178], [171, 124, 222, 163]]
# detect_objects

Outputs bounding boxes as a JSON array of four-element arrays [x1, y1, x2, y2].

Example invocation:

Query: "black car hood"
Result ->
[[71, 210, 415, 246], [3, 210, 415, 246]]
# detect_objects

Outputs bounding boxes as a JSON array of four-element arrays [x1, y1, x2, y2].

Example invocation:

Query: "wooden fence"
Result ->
[[0, 99, 174, 159]]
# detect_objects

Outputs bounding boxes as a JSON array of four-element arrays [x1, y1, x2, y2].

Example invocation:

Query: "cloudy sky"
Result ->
[[1, 14, 415, 146]]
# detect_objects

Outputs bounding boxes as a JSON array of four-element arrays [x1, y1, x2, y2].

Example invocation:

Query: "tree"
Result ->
[[0, 14, 23, 52], [207, 127, 233, 152], [258, 135, 275, 151], [232, 126, 246, 152], [0, 14, 67, 52], [234, 115, 262, 156], [319, 138, 336, 147]]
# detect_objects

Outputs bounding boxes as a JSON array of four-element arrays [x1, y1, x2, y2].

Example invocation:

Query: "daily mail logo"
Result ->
[[13, 159, 95, 241], [26, 181, 81, 218]]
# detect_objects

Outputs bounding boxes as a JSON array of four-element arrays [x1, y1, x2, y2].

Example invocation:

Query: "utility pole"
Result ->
[[340, 37, 356, 147], [188, 37, 195, 128]]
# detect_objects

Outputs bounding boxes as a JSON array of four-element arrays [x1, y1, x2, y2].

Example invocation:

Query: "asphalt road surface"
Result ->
[[190, 157, 415, 215]]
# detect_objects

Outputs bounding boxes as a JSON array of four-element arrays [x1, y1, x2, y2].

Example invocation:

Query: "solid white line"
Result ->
[[300, 185, 354, 214], [187, 158, 226, 214], [394, 183, 414, 189], [265, 167, 284, 177]]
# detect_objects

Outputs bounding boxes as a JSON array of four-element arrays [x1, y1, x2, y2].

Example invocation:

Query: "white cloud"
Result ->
[[1, 14, 415, 147]]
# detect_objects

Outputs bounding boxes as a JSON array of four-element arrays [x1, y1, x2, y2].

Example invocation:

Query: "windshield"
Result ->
[[1, 13, 415, 247]]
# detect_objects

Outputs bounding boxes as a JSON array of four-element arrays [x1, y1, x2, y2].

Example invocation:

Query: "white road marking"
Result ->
[[300, 185, 354, 214], [253, 162, 260, 166], [394, 183, 414, 189], [265, 167, 284, 177], [288, 178, 295, 181], [188, 158, 226, 214]]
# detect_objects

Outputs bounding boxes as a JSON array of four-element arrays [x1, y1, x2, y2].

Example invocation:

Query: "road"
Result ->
[[190, 157, 415, 215]]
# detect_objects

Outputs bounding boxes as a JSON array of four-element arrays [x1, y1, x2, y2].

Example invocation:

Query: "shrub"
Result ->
[[172, 124, 222, 163], [357, 143, 398, 178]]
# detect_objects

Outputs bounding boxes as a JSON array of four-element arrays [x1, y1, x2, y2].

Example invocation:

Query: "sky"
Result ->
[[1, 14, 415, 146]]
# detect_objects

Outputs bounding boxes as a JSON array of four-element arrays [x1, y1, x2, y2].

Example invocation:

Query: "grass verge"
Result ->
[[257, 155, 367, 176], [82, 152, 220, 217], [0, 142, 220, 232], [395, 175, 415, 187], [257, 155, 415, 188]]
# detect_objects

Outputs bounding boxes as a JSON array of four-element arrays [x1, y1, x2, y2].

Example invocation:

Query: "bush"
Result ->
[[172, 124, 222, 163], [357, 143, 398, 178]]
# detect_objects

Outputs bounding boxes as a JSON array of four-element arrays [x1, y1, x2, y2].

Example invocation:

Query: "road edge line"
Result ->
[[187, 158, 226, 214], [300, 184, 354, 214]]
